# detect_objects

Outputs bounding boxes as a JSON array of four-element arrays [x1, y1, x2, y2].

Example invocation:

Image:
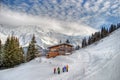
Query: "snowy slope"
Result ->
[[83, 54, 120, 80], [0, 29, 120, 80]]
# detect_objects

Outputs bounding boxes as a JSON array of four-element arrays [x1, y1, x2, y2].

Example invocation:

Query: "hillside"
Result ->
[[0, 27, 120, 80]]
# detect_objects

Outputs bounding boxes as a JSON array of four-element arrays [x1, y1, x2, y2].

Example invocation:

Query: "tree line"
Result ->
[[0, 23, 120, 68], [0, 35, 38, 69], [82, 23, 120, 48]]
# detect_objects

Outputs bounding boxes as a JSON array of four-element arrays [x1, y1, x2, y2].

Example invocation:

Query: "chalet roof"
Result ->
[[48, 43, 73, 49]]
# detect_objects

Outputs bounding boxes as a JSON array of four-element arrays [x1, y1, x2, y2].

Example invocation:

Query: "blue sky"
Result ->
[[0, 0, 120, 28]]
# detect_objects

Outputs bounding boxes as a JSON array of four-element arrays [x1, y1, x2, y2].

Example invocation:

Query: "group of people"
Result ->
[[54, 65, 69, 74]]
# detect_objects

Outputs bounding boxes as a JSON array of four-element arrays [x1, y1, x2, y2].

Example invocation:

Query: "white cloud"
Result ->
[[29, 0, 39, 3], [111, 4, 118, 9], [0, 8, 98, 36], [84, 2, 90, 11], [0, 0, 120, 29]]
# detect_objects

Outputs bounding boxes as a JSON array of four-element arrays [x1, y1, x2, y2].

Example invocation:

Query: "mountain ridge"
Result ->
[[0, 24, 97, 48]]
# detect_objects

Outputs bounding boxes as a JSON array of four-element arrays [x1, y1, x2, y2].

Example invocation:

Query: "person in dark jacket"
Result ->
[[62, 67, 65, 72], [64, 66, 66, 72], [57, 67, 60, 74], [66, 65, 69, 72], [54, 67, 56, 74]]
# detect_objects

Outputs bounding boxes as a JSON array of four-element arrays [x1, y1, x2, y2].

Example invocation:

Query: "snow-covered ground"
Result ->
[[0, 29, 120, 80]]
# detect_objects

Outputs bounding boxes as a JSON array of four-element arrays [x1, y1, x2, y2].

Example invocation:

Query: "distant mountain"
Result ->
[[0, 24, 96, 48], [0, 21, 120, 80], [3, 0, 120, 48]]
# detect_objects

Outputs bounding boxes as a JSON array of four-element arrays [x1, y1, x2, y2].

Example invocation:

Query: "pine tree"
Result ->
[[117, 23, 120, 29], [84, 38, 87, 46], [0, 39, 1, 51], [0, 39, 2, 66], [60, 40, 62, 43], [94, 32, 101, 42], [75, 45, 80, 50], [109, 24, 117, 33], [81, 23, 119, 49], [14, 37, 24, 64], [82, 39, 84, 48], [0, 39, 2, 54], [26, 35, 38, 62], [66, 39, 70, 43], [82, 38, 87, 48], [88, 36, 92, 45], [100, 27, 109, 38], [2, 36, 24, 68]]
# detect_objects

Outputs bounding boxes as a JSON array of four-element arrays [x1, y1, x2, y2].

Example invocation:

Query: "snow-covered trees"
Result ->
[[59, 40, 62, 43], [0, 34, 40, 68], [82, 23, 120, 48], [101, 27, 109, 38], [0, 39, 2, 55], [26, 35, 38, 62], [82, 38, 87, 48], [109, 24, 117, 33], [66, 39, 70, 43], [75, 45, 80, 50], [0, 39, 1, 51], [2, 36, 24, 68], [117, 23, 120, 29]]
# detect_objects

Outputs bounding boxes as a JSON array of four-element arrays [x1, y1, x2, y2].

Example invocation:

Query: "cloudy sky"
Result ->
[[0, 0, 120, 29]]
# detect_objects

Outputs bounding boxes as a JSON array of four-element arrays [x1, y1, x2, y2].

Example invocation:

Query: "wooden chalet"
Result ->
[[46, 43, 74, 58]]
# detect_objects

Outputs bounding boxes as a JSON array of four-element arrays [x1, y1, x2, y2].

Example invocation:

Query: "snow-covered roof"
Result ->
[[48, 43, 73, 49]]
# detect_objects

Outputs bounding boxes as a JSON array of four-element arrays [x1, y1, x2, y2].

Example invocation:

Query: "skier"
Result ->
[[57, 67, 60, 74], [62, 67, 64, 72], [64, 66, 66, 72], [66, 65, 69, 72], [62, 66, 66, 72], [54, 67, 56, 74]]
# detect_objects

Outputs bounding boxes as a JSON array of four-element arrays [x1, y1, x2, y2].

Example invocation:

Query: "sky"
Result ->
[[0, 0, 120, 29]]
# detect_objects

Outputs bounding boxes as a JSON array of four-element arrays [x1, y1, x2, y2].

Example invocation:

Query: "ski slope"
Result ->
[[0, 29, 120, 80]]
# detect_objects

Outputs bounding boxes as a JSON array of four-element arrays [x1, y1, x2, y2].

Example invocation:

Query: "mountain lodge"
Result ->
[[46, 43, 74, 58]]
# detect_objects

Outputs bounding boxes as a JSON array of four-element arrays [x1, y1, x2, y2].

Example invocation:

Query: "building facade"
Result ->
[[46, 43, 74, 58]]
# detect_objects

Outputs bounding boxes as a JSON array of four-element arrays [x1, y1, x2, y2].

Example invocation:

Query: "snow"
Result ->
[[0, 11, 97, 48], [0, 10, 97, 47], [83, 54, 120, 80], [0, 23, 96, 47], [0, 29, 120, 80]]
